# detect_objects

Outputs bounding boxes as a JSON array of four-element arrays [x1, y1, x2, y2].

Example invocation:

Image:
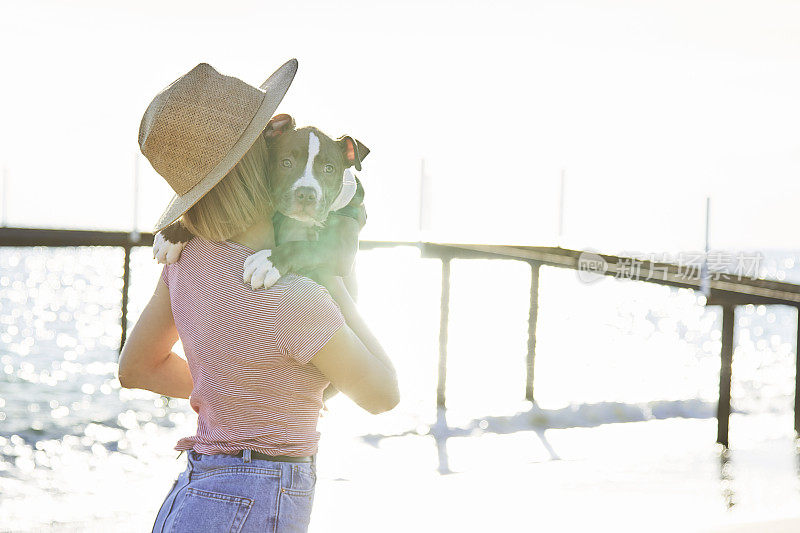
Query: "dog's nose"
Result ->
[[294, 187, 317, 205]]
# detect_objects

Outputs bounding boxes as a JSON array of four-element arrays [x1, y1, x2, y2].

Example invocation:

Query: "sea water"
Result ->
[[0, 245, 798, 531]]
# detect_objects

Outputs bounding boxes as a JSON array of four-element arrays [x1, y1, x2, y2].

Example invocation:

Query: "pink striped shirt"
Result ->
[[160, 236, 345, 456]]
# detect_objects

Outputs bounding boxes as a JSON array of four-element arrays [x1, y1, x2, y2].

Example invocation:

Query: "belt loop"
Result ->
[[243, 448, 251, 463]]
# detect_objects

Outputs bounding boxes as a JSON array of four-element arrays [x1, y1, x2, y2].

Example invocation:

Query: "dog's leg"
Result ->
[[154, 220, 193, 264], [241, 212, 301, 290]]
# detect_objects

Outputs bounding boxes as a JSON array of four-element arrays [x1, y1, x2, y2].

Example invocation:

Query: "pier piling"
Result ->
[[795, 308, 800, 437], [119, 244, 132, 353], [437, 256, 452, 409], [717, 305, 735, 447], [526, 261, 541, 402]]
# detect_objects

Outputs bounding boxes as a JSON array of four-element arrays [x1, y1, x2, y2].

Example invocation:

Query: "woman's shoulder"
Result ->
[[167, 242, 335, 306], [274, 274, 343, 319], [168, 236, 214, 262], [277, 274, 333, 302], [176, 237, 252, 266], [163, 238, 259, 286]]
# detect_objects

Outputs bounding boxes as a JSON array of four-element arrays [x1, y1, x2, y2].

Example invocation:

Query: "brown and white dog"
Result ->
[[153, 113, 369, 291]]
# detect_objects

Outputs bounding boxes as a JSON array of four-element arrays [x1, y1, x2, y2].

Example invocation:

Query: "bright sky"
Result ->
[[1, 0, 799, 255]]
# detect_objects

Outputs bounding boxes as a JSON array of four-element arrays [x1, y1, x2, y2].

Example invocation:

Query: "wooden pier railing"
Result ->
[[3, 227, 800, 449]]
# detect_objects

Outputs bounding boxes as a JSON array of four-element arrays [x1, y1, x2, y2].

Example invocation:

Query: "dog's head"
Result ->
[[263, 113, 368, 225]]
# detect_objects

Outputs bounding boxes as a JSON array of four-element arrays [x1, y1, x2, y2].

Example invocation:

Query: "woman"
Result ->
[[118, 59, 399, 533]]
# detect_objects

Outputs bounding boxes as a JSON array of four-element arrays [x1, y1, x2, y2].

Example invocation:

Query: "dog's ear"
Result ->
[[264, 113, 296, 137], [337, 135, 369, 171]]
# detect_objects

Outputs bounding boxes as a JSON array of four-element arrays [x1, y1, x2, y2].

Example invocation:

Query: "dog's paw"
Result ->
[[153, 232, 186, 264], [243, 250, 282, 290]]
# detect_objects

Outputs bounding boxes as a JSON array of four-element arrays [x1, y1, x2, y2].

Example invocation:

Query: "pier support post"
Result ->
[[526, 261, 541, 402], [795, 307, 800, 437], [119, 245, 132, 354], [437, 257, 452, 409], [717, 305, 735, 447]]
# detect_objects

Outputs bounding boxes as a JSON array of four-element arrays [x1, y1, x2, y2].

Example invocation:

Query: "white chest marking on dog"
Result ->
[[292, 131, 323, 197]]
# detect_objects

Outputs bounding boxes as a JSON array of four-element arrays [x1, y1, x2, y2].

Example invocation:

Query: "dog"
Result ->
[[153, 113, 369, 292]]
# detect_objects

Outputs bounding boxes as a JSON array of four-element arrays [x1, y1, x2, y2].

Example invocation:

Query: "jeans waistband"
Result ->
[[235, 448, 315, 464], [177, 449, 316, 465]]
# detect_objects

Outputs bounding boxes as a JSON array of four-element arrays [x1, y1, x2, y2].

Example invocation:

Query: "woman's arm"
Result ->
[[309, 323, 399, 415], [317, 275, 395, 375], [317, 274, 393, 404], [117, 278, 193, 399], [311, 274, 398, 414]]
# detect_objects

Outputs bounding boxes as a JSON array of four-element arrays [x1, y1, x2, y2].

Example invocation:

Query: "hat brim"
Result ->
[[152, 58, 298, 233]]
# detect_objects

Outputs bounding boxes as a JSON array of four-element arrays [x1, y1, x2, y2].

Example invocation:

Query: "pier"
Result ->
[[3, 227, 800, 448]]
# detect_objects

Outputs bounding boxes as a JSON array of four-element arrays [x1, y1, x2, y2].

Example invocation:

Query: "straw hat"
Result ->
[[139, 59, 298, 233]]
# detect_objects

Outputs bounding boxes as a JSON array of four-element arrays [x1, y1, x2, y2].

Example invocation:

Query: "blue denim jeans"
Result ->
[[151, 449, 317, 533]]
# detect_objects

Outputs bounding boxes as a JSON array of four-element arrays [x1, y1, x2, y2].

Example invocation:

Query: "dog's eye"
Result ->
[[323, 164, 334, 173], [281, 159, 292, 168]]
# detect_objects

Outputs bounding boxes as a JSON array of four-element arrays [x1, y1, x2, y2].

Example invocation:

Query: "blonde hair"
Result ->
[[182, 136, 273, 241]]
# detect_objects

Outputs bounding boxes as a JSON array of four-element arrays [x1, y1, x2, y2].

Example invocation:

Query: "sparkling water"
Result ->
[[0, 245, 798, 530]]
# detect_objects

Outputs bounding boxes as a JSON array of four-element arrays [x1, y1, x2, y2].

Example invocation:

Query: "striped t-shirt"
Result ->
[[160, 236, 345, 456]]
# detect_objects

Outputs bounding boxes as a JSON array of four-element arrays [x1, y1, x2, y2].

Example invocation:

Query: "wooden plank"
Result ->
[[357, 240, 418, 250], [0, 227, 154, 247], [422, 243, 800, 307]]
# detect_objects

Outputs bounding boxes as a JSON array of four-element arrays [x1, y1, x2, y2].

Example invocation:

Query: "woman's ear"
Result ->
[[337, 135, 369, 171], [264, 113, 296, 137]]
